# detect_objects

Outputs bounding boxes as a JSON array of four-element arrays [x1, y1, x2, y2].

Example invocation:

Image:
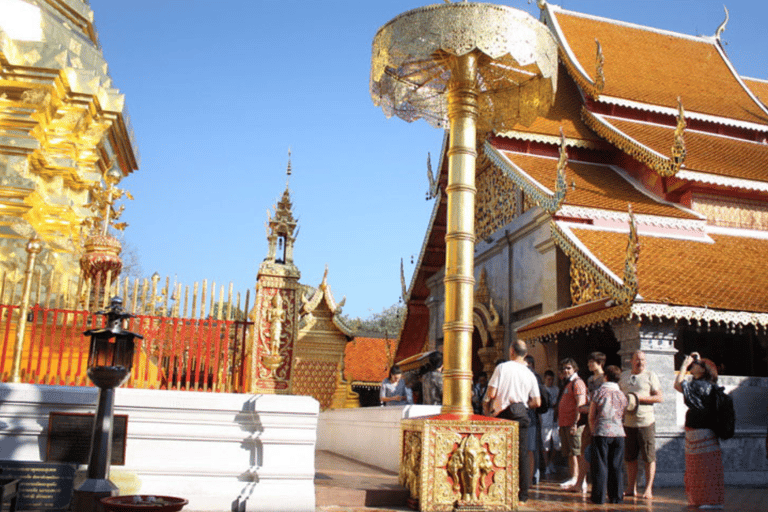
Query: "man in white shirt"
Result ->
[[484, 340, 541, 503]]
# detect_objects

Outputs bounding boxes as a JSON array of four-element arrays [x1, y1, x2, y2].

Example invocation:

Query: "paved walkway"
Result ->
[[315, 451, 768, 512]]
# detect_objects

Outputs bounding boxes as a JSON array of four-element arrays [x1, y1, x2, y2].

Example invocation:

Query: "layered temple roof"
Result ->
[[396, 2, 768, 360]]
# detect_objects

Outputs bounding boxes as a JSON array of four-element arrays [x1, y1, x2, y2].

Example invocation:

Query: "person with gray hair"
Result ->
[[484, 340, 541, 503]]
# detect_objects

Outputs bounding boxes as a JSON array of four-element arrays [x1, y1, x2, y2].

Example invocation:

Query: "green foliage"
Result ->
[[342, 303, 405, 337]]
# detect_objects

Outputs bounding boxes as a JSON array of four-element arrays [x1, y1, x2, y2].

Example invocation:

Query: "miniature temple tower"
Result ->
[[249, 155, 301, 394]]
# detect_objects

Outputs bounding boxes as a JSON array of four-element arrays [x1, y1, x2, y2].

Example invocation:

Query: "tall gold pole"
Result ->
[[442, 52, 478, 417], [10, 236, 43, 383]]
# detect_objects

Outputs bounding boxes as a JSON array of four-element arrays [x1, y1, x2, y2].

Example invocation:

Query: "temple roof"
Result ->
[[546, 5, 768, 128], [597, 114, 768, 184], [492, 148, 700, 221], [496, 63, 600, 147], [560, 224, 768, 314], [744, 77, 768, 107], [344, 337, 396, 384]]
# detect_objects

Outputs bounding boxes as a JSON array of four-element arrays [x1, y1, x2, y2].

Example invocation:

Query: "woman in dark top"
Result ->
[[673, 352, 724, 510]]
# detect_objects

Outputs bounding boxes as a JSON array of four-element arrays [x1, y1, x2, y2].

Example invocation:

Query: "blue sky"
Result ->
[[88, 0, 766, 319]]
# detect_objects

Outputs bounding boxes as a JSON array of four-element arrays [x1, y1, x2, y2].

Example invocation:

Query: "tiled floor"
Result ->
[[315, 451, 768, 512]]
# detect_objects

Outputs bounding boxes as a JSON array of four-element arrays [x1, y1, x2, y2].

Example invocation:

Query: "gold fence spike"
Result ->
[[227, 283, 233, 320], [192, 282, 198, 319]]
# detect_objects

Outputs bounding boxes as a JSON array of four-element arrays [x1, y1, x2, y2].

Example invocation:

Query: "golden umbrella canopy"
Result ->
[[370, 2, 558, 132]]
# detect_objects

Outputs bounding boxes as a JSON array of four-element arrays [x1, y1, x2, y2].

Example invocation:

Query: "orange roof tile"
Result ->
[[569, 227, 768, 313], [496, 150, 698, 219], [344, 337, 396, 383], [550, 9, 768, 126], [497, 65, 600, 144], [744, 77, 768, 109], [595, 115, 768, 184]]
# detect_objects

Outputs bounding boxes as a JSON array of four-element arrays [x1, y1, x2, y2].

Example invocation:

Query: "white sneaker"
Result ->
[[558, 478, 577, 488]]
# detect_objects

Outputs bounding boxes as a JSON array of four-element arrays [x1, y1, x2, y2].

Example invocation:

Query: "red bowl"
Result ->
[[100, 495, 189, 512]]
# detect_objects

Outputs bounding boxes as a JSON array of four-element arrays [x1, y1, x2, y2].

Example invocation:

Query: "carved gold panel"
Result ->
[[475, 165, 518, 242], [400, 416, 518, 512], [570, 258, 607, 305]]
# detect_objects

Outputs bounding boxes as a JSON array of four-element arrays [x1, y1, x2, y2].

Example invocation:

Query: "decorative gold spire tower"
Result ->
[[250, 154, 301, 393], [0, 0, 138, 296]]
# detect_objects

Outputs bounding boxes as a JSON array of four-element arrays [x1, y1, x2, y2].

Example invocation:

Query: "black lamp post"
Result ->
[[73, 297, 142, 512]]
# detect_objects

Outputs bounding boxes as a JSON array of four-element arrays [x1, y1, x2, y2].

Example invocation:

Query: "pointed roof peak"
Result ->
[[285, 147, 292, 189]]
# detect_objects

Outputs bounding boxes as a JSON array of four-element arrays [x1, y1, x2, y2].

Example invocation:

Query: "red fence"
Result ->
[[0, 303, 253, 392]]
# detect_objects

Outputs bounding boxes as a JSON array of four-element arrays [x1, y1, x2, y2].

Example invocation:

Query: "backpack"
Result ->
[[535, 382, 550, 415], [712, 385, 735, 440]]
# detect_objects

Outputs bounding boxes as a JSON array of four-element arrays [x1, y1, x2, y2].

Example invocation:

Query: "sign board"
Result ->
[[46, 412, 127, 466], [0, 461, 75, 511]]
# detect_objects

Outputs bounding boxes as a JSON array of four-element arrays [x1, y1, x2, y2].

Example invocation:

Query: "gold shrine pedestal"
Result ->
[[371, 3, 557, 510], [400, 415, 518, 512]]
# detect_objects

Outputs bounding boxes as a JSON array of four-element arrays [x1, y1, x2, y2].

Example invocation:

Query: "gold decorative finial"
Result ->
[[400, 258, 408, 302], [595, 39, 605, 94], [669, 97, 687, 175], [546, 127, 568, 214], [426, 152, 439, 200], [715, 5, 729, 42], [82, 163, 133, 237], [620, 204, 640, 305]]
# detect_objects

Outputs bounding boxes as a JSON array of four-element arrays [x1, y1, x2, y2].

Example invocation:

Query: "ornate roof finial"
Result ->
[[715, 5, 729, 42], [426, 152, 439, 200], [546, 127, 568, 214], [669, 97, 687, 175], [620, 204, 640, 305], [400, 258, 408, 302], [595, 39, 605, 94], [285, 147, 292, 188]]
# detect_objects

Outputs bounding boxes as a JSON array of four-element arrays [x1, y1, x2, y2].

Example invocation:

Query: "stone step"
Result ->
[[315, 450, 409, 508], [315, 485, 410, 508]]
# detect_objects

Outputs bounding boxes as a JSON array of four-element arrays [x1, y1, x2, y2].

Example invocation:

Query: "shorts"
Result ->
[[624, 423, 656, 463], [559, 425, 585, 458], [541, 425, 561, 451]]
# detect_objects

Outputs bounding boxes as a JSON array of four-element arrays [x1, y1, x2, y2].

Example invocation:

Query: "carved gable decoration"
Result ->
[[476, 162, 518, 242]]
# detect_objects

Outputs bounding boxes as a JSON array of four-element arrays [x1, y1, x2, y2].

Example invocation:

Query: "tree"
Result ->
[[342, 303, 405, 337]]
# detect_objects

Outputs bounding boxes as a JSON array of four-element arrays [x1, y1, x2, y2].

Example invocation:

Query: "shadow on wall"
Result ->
[[232, 396, 264, 512]]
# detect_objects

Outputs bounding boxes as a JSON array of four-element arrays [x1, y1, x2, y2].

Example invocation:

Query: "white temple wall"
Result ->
[[317, 405, 442, 473], [0, 383, 318, 512]]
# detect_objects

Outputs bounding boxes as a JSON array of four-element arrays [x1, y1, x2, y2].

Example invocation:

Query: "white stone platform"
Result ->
[[0, 383, 318, 512]]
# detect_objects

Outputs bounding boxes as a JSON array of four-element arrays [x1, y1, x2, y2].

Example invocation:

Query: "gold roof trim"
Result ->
[[551, 218, 640, 306], [630, 303, 768, 333], [582, 107, 686, 177], [494, 131, 599, 149], [517, 301, 631, 342], [483, 138, 567, 215], [558, 45, 602, 101]]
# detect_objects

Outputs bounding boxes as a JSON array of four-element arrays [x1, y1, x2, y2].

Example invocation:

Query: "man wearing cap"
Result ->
[[484, 340, 541, 503], [619, 350, 663, 499]]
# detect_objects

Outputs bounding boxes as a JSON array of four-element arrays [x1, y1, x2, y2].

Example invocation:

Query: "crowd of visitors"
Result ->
[[380, 347, 733, 509]]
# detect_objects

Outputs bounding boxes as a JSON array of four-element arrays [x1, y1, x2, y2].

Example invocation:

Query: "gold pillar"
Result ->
[[10, 236, 43, 383], [442, 52, 478, 417]]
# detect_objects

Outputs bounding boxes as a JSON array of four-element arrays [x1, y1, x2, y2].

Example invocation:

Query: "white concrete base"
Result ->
[[317, 405, 441, 473], [0, 383, 318, 512]]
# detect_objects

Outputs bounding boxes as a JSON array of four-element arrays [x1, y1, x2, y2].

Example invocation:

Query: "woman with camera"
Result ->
[[673, 352, 724, 510]]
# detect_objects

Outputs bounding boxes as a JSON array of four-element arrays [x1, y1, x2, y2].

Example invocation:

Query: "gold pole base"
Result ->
[[399, 414, 519, 512]]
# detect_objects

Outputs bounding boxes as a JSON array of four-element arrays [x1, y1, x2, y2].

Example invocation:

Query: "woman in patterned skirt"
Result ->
[[673, 352, 724, 510]]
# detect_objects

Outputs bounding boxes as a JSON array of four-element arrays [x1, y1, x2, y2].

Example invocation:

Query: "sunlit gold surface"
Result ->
[[0, 0, 138, 289], [9, 236, 43, 382], [371, 3, 558, 132], [399, 417, 518, 512]]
